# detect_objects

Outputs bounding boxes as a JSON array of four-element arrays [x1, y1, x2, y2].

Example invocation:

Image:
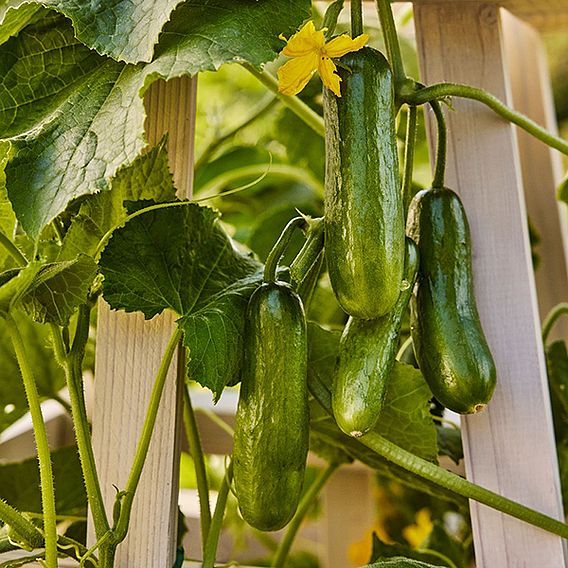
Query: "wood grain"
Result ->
[[89, 76, 197, 566], [414, 4, 566, 567]]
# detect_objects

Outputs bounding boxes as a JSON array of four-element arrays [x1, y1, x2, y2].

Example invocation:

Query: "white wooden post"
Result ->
[[89, 76, 197, 566], [414, 3, 566, 566]]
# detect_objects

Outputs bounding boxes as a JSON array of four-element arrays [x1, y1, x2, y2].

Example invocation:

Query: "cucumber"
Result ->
[[323, 46, 405, 319], [407, 187, 496, 414], [333, 237, 419, 437], [364, 558, 444, 568], [233, 281, 309, 531]]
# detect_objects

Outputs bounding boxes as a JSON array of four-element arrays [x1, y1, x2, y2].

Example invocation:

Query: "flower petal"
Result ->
[[319, 57, 342, 97], [277, 52, 320, 96], [281, 21, 325, 57], [323, 33, 369, 58]]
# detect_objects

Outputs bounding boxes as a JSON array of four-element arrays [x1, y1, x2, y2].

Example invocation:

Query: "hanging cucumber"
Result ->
[[407, 187, 496, 414], [333, 237, 419, 437], [323, 46, 405, 319], [233, 219, 309, 532]]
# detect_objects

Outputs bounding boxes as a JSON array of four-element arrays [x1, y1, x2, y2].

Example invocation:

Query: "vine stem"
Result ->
[[542, 302, 568, 343], [430, 100, 447, 189], [194, 95, 277, 171], [264, 216, 307, 282], [358, 431, 568, 539], [402, 105, 418, 214], [8, 314, 58, 568], [375, 0, 407, 87], [183, 385, 212, 551], [351, 0, 363, 36], [113, 325, 184, 543], [202, 460, 234, 568], [49, 307, 111, 542], [272, 462, 339, 568], [401, 82, 568, 156], [241, 63, 325, 137], [0, 231, 27, 266]]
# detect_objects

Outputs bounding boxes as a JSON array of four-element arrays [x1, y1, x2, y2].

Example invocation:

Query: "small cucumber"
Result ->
[[323, 46, 405, 319], [233, 281, 309, 531], [333, 237, 419, 437], [407, 187, 496, 414]]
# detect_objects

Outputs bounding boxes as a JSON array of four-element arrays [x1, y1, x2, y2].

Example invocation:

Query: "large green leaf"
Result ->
[[0, 0, 43, 45], [99, 203, 262, 398], [0, 446, 86, 515], [0, 2, 310, 237], [0, 263, 40, 317], [0, 311, 65, 434], [307, 323, 438, 461]]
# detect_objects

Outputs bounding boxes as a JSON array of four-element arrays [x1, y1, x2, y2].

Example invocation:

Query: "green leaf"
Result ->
[[0, 262, 40, 317], [0, 310, 66, 433], [99, 203, 262, 398], [0, 0, 43, 46], [0, 144, 15, 238], [307, 324, 438, 461], [545, 340, 568, 437], [1, 3, 310, 237], [421, 521, 466, 568], [0, 446, 86, 516], [368, 534, 448, 567], [19, 254, 97, 325], [436, 425, 463, 465], [59, 138, 176, 261]]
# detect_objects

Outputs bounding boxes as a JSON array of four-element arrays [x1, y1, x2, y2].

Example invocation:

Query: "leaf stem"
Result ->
[[202, 460, 233, 568], [375, 0, 407, 87], [430, 100, 447, 189], [272, 462, 339, 567], [542, 302, 568, 344], [264, 216, 307, 282], [194, 95, 278, 171], [323, 0, 345, 40], [49, 306, 111, 542], [0, 231, 27, 267], [0, 499, 44, 549], [401, 82, 568, 155], [241, 63, 325, 137], [351, 0, 363, 36], [183, 385, 212, 551], [113, 325, 183, 543], [8, 314, 58, 568], [402, 105, 418, 214]]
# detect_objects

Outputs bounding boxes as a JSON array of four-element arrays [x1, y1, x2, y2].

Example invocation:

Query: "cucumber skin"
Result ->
[[333, 238, 419, 437], [233, 282, 309, 532], [323, 47, 405, 320], [407, 187, 496, 414]]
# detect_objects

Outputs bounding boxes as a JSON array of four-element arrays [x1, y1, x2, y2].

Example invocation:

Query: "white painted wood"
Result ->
[[502, 11, 568, 341], [414, 4, 566, 567], [90, 76, 197, 566]]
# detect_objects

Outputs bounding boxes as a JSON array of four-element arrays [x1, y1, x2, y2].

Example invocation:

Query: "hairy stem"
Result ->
[[0, 499, 44, 549], [375, 0, 406, 86], [351, 0, 363, 36]]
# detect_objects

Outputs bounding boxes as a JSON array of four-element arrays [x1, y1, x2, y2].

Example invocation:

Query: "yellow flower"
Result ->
[[277, 21, 369, 97], [402, 508, 433, 547]]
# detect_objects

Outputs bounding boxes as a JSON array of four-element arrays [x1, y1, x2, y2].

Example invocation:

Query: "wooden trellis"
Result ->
[[88, 2, 568, 567]]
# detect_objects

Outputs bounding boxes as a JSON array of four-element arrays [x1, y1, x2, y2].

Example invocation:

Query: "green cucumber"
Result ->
[[407, 187, 496, 414], [333, 237, 419, 437], [364, 557, 444, 567], [233, 281, 309, 531], [323, 46, 405, 319]]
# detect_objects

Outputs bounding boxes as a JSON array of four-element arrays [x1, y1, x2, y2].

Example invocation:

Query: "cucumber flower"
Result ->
[[277, 21, 369, 97]]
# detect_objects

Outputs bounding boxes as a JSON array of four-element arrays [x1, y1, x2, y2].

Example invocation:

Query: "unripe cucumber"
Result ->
[[233, 281, 309, 531], [407, 187, 496, 414], [323, 47, 405, 319], [333, 238, 419, 437]]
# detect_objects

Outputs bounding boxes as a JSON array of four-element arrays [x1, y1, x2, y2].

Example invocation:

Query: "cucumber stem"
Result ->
[[542, 302, 568, 343], [430, 100, 447, 189], [402, 105, 418, 214], [264, 216, 307, 283], [0, 231, 27, 267], [401, 82, 568, 156], [0, 499, 44, 549], [375, 0, 407, 87], [351, 0, 363, 37]]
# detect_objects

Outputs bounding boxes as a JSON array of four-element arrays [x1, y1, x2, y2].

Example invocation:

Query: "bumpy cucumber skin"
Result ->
[[407, 187, 496, 414], [367, 558, 444, 568], [323, 47, 405, 319], [233, 282, 309, 532], [333, 238, 419, 437]]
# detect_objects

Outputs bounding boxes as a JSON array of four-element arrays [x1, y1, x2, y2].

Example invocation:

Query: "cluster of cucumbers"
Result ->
[[233, 46, 496, 533]]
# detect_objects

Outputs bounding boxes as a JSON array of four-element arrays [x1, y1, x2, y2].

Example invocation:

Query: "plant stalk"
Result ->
[[430, 99, 447, 189], [264, 216, 307, 282], [542, 302, 568, 343], [0, 499, 44, 549], [8, 314, 58, 568], [0, 231, 27, 266], [351, 0, 363, 36], [375, 0, 407, 86], [402, 105, 418, 214]]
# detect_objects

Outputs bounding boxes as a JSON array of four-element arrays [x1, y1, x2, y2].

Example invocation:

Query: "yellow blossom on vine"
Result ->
[[277, 21, 368, 97]]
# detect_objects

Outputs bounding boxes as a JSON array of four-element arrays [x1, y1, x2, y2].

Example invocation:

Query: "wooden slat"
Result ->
[[414, 3, 566, 567], [89, 76, 197, 566]]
